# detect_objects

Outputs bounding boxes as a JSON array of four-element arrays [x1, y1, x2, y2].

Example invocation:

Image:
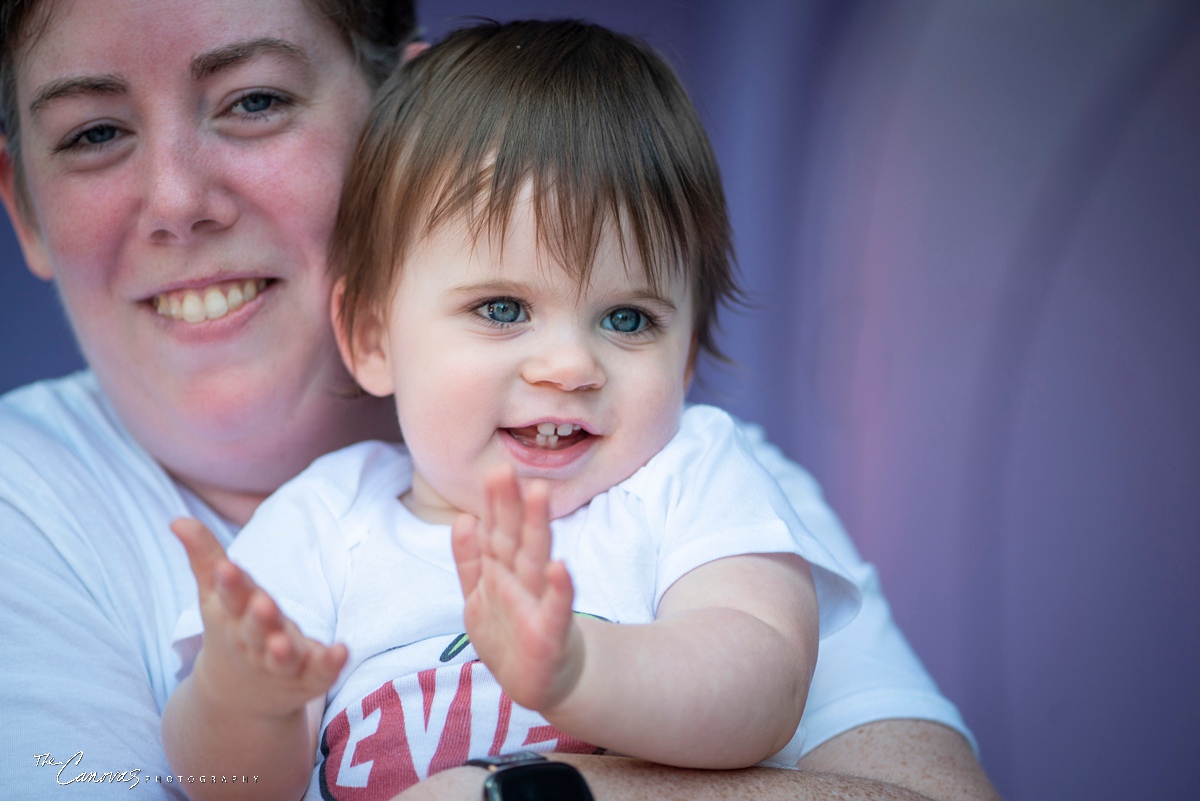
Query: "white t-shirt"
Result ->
[[176, 405, 861, 797], [0, 371, 972, 799]]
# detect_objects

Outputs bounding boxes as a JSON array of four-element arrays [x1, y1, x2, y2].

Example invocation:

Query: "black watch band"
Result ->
[[466, 751, 594, 801]]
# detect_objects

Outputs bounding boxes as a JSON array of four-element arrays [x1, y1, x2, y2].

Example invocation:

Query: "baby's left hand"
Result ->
[[450, 466, 583, 712], [171, 518, 347, 719]]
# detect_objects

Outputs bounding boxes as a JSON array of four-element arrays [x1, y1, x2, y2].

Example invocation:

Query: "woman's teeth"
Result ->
[[536, 422, 582, 448], [154, 279, 264, 323]]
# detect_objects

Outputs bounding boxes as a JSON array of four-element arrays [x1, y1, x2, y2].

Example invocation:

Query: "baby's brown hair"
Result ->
[[333, 18, 741, 362]]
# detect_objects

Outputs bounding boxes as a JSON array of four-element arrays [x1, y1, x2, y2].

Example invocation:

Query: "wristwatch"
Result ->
[[465, 751, 595, 801]]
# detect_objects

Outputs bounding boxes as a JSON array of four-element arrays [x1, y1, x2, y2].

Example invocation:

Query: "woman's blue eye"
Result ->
[[602, 308, 648, 334], [237, 93, 275, 114], [484, 299, 526, 324], [81, 125, 118, 146]]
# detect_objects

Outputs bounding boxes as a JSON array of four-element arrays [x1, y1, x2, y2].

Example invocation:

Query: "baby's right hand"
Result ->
[[171, 518, 347, 718], [449, 468, 582, 714]]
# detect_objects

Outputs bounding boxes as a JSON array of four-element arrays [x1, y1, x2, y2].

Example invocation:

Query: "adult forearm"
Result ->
[[398, 755, 938, 801], [396, 720, 1001, 801]]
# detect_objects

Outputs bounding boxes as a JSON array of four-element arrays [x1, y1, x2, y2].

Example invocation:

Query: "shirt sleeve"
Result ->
[[736, 417, 976, 757], [0, 455, 187, 798], [635, 405, 861, 638]]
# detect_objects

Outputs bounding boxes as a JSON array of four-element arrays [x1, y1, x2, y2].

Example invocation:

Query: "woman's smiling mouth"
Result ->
[[152, 279, 270, 323]]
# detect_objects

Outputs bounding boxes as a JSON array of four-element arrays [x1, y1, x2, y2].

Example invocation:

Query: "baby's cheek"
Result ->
[[642, 386, 686, 446], [546, 481, 604, 521], [624, 389, 686, 466]]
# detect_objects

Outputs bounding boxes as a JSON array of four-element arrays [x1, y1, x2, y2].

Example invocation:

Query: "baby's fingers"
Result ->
[[452, 513, 483, 597], [265, 633, 347, 699], [215, 559, 257, 618], [514, 480, 552, 593], [263, 623, 307, 675], [238, 586, 289, 656], [171, 517, 225, 596], [542, 561, 576, 643], [311, 642, 349, 691], [484, 466, 522, 567]]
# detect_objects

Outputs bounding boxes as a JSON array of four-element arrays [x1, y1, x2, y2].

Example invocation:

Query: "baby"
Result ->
[[164, 19, 857, 801]]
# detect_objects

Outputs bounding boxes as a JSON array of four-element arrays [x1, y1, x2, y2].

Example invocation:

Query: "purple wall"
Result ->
[[3, 1, 1197, 798]]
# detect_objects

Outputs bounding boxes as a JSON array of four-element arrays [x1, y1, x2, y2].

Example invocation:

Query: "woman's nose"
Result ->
[[139, 134, 237, 242]]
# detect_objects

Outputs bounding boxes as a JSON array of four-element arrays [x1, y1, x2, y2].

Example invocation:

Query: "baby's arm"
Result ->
[[451, 468, 818, 769], [162, 519, 347, 801]]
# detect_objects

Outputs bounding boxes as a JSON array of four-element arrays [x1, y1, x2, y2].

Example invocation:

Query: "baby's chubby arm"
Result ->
[[451, 467, 819, 769], [162, 519, 347, 801]]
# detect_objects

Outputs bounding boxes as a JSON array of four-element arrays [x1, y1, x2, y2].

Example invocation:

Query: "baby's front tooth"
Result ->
[[203, 287, 228, 320], [181, 293, 206, 323], [556, 423, 574, 437], [536, 433, 548, 447], [537, 422, 557, 436]]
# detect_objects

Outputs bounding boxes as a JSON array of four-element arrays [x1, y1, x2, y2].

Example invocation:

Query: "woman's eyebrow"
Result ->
[[190, 37, 309, 81], [27, 38, 310, 119], [29, 75, 128, 117]]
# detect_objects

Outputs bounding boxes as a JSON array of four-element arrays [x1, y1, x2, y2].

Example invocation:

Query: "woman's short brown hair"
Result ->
[[0, 0, 416, 219], [334, 18, 740, 362]]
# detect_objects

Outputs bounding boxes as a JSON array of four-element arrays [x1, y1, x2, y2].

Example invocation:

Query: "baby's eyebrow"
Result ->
[[620, 289, 677, 311], [445, 279, 534, 297], [445, 281, 678, 311]]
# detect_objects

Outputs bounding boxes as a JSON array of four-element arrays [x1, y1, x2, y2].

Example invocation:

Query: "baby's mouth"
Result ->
[[505, 422, 590, 450]]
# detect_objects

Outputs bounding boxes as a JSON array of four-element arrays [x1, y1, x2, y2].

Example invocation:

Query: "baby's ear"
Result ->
[[331, 278, 394, 397]]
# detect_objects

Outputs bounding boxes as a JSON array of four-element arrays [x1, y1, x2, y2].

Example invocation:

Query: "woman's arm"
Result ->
[[398, 721, 999, 801], [796, 718, 1000, 800]]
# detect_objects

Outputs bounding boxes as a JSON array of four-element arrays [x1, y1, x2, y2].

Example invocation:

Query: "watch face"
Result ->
[[484, 762, 595, 801]]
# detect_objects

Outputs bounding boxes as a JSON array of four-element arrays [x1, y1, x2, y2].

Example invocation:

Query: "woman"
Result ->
[[0, 0, 996, 798]]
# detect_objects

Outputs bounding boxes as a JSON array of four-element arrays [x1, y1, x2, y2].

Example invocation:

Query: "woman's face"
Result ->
[[0, 0, 392, 520]]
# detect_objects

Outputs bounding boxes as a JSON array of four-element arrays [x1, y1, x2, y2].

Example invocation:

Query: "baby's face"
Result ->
[[357, 194, 695, 523]]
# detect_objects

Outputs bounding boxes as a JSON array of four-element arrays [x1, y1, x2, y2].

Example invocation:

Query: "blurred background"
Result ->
[[3, 1, 1197, 798]]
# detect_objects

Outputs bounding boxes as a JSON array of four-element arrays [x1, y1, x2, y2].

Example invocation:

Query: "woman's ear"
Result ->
[[331, 278, 395, 397], [684, 334, 700, 391], [0, 141, 54, 281], [402, 41, 430, 62]]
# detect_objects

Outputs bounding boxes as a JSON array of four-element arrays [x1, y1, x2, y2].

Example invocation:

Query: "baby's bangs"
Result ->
[[402, 19, 720, 294], [338, 19, 737, 361]]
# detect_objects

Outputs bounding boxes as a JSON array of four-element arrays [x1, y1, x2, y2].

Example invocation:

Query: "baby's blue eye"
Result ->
[[485, 299, 526, 324], [602, 308, 647, 334]]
